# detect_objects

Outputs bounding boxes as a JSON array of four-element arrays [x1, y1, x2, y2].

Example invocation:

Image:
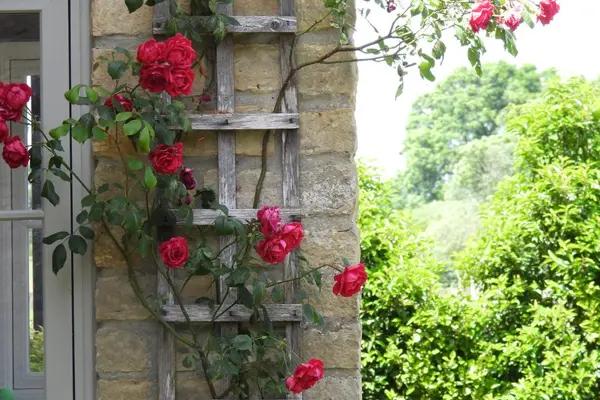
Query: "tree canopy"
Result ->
[[397, 62, 554, 204]]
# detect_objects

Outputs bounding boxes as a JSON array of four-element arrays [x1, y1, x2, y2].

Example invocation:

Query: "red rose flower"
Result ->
[[158, 236, 189, 269], [280, 222, 303, 251], [179, 167, 197, 190], [2, 136, 29, 169], [149, 142, 184, 174], [104, 94, 133, 112], [140, 64, 170, 93], [257, 206, 281, 237], [503, 8, 522, 31], [538, 0, 559, 25], [166, 68, 195, 97], [332, 263, 368, 297], [285, 359, 324, 394], [0, 118, 8, 143], [164, 33, 197, 68], [469, 0, 495, 32], [256, 236, 288, 264], [137, 38, 166, 65], [0, 83, 32, 121]]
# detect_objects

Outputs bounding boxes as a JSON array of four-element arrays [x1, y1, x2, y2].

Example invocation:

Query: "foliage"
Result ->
[[397, 63, 553, 204], [362, 79, 600, 399], [29, 328, 44, 373], [0, 388, 14, 400]]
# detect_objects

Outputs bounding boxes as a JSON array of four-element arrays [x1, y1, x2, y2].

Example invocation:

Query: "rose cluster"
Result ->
[[0, 82, 32, 169], [469, 0, 560, 33], [137, 33, 197, 97], [255, 206, 304, 265]]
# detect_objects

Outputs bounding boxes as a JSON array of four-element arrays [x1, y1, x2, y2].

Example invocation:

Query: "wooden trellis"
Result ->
[[153, 1, 302, 399]]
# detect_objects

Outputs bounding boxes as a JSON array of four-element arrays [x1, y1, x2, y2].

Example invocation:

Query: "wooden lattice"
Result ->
[[153, 2, 302, 399]]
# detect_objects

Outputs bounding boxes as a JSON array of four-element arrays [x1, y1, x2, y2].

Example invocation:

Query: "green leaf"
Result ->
[[303, 303, 324, 327], [50, 123, 71, 139], [232, 335, 253, 351], [64, 84, 82, 103], [72, 125, 90, 143], [138, 126, 151, 153], [271, 286, 284, 303], [92, 126, 108, 141], [107, 60, 128, 80], [76, 210, 89, 224], [418, 61, 435, 81], [123, 119, 142, 136], [144, 166, 157, 189], [41, 180, 60, 206], [81, 194, 96, 207], [127, 157, 144, 171], [50, 168, 71, 182], [68, 235, 88, 255], [52, 244, 67, 274], [115, 112, 133, 122], [85, 87, 99, 103], [79, 226, 95, 240], [42, 231, 70, 245], [0, 388, 15, 400], [125, 0, 144, 13]]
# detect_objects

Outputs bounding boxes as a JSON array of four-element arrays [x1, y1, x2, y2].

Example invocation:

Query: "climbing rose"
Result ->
[[538, 0, 560, 25], [137, 38, 165, 64], [167, 68, 195, 97], [386, 0, 396, 13], [149, 142, 183, 174], [256, 236, 288, 264], [469, 0, 495, 32], [332, 263, 368, 297], [2, 136, 29, 168], [159, 236, 189, 269], [281, 222, 303, 251], [140, 64, 170, 93], [179, 167, 197, 190], [285, 359, 324, 394], [104, 94, 133, 112], [257, 206, 281, 237], [0, 83, 32, 121], [503, 8, 522, 31], [0, 118, 8, 143], [164, 33, 197, 68]]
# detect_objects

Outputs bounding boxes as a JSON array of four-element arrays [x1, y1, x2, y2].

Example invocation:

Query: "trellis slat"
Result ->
[[189, 112, 299, 130], [162, 304, 302, 323], [180, 208, 302, 226], [154, 15, 297, 35]]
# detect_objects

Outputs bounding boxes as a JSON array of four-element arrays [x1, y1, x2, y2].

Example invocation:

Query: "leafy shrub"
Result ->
[[361, 79, 600, 399]]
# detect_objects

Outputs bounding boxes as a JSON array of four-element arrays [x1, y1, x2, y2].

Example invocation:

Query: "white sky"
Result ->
[[355, 0, 600, 177]]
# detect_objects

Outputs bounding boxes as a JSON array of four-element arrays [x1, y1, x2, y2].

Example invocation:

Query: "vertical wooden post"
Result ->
[[154, 3, 176, 400], [279, 1, 302, 399]]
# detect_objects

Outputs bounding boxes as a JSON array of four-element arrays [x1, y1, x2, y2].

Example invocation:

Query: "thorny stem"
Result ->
[[265, 263, 337, 288]]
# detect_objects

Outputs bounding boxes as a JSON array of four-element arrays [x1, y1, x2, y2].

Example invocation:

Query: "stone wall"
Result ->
[[91, 0, 360, 398]]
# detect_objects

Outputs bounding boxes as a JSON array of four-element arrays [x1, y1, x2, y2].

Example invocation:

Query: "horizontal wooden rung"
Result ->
[[162, 303, 303, 323], [154, 16, 297, 35], [185, 208, 302, 226], [189, 113, 299, 130]]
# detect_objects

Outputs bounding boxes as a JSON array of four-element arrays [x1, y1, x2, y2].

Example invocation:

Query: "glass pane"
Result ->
[[29, 227, 44, 373]]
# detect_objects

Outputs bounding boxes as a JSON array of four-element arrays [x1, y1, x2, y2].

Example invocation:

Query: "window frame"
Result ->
[[0, 0, 93, 399]]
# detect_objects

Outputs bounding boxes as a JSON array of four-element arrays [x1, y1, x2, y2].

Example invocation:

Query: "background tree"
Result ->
[[396, 62, 554, 204]]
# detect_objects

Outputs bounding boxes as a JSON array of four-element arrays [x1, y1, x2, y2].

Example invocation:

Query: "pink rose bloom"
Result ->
[[2, 136, 29, 168], [332, 263, 368, 297], [538, 0, 560, 25], [280, 222, 303, 251], [256, 236, 288, 264], [257, 206, 281, 237], [503, 7, 522, 31], [469, 0, 495, 32], [158, 236, 189, 269], [0, 118, 8, 143], [285, 359, 325, 394]]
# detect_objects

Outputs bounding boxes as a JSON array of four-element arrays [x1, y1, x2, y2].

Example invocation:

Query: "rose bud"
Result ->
[[158, 236, 189, 269], [332, 263, 368, 297], [179, 167, 197, 190], [285, 359, 325, 394]]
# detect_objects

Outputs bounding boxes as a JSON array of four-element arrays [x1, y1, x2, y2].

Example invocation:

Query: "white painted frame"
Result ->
[[0, 0, 94, 399]]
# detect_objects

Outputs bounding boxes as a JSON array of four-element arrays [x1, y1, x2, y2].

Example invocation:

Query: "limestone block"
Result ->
[[234, 44, 281, 93], [97, 380, 154, 400], [92, 0, 153, 37], [299, 109, 356, 155], [96, 322, 156, 373], [303, 322, 362, 369], [96, 270, 155, 320], [233, 0, 279, 15], [303, 374, 362, 400]]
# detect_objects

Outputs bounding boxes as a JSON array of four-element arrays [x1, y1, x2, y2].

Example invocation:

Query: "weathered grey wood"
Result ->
[[162, 303, 302, 323], [152, 1, 171, 35], [280, 1, 303, 399], [189, 112, 299, 130], [154, 15, 297, 35], [183, 208, 302, 226], [154, 5, 176, 400]]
